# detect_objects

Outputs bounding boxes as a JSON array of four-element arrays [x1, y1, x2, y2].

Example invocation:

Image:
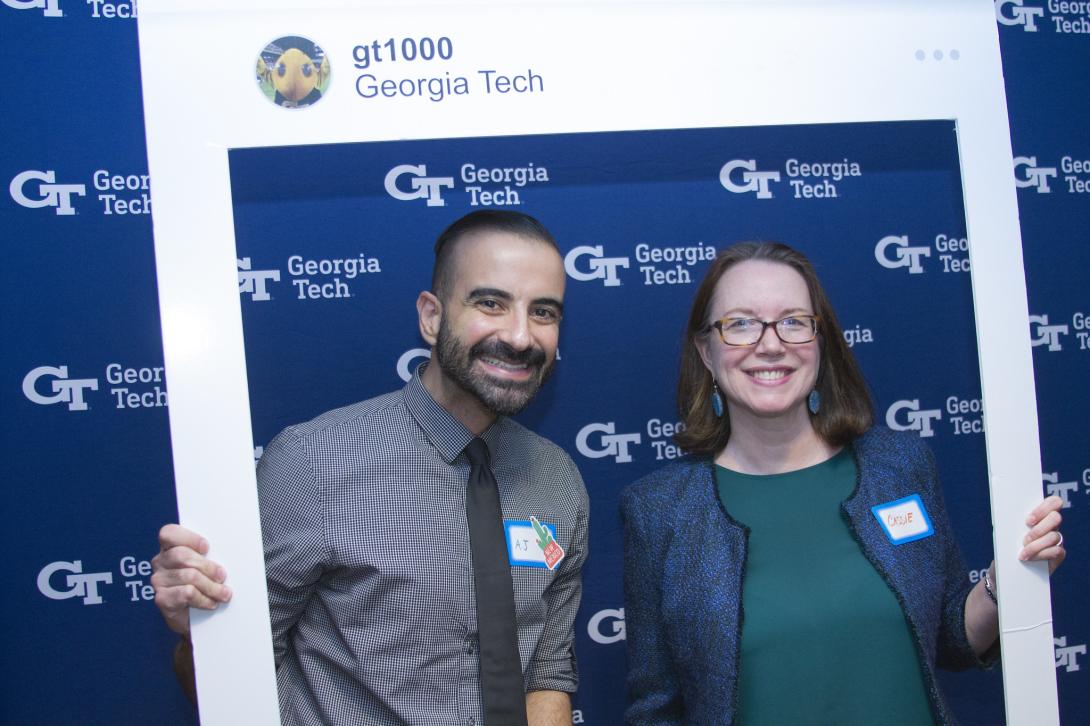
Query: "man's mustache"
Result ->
[[470, 339, 547, 368]]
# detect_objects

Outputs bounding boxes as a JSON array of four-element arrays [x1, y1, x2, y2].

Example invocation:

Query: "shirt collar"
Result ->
[[404, 362, 502, 464]]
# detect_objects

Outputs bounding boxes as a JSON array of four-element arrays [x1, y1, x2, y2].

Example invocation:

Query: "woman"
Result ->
[[620, 242, 1065, 725]]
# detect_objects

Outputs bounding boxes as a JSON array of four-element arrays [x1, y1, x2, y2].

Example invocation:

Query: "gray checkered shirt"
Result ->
[[257, 367, 589, 726]]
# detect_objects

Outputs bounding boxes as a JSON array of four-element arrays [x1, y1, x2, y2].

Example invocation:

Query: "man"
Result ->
[[152, 210, 589, 725]]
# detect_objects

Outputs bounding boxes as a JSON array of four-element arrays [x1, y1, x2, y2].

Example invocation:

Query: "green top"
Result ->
[[716, 448, 935, 725]]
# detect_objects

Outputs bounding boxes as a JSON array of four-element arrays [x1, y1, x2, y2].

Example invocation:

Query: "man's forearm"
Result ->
[[527, 690, 572, 726], [172, 637, 199, 706]]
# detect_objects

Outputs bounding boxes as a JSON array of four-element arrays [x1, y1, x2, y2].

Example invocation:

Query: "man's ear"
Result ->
[[417, 291, 442, 346]]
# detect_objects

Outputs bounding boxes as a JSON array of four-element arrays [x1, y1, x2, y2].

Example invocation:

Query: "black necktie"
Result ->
[[464, 438, 528, 726]]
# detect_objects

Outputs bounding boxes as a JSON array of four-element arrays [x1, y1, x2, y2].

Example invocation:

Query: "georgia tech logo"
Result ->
[[1029, 314, 1069, 352], [397, 348, 431, 382], [23, 365, 99, 411], [564, 246, 630, 287], [719, 159, 780, 199], [995, 0, 1044, 32], [1055, 636, 1087, 672], [1014, 156, 1057, 193], [1, 0, 62, 17], [874, 235, 931, 275], [885, 400, 942, 438], [1042, 472, 1078, 508], [588, 608, 626, 645], [238, 258, 281, 301], [10, 170, 86, 215], [37, 561, 113, 605], [576, 423, 641, 464], [384, 164, 455, 207]]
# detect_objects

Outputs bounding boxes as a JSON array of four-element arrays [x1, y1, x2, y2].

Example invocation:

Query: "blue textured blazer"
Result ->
[[620, 427, 994, 725]]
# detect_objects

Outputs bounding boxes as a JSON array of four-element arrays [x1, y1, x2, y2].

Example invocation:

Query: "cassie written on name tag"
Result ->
[[504, 517, 565, 570], [871, 494, 935, 545]]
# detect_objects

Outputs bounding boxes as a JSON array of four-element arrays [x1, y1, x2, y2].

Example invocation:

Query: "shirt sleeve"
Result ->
[[524, 453, 589, 693], [256, 426, 331, 666]]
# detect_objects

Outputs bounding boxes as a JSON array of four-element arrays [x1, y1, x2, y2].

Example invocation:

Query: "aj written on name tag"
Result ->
[[504, 517, 565, 570], [871, 494, 935, 545]]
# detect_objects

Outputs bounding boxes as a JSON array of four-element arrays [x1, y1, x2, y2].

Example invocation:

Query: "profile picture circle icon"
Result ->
[[256, 36, 330, 109]]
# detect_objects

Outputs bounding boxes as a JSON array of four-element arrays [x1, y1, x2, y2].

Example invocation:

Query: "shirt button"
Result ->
[[468, 719, 476, 726], [465, 636, 476, 654]]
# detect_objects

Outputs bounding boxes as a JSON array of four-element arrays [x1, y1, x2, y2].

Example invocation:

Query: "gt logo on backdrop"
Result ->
[[9, 170, 85, 215], [37, 561, 113, 605], [397, 348, 432, 381], [24, 363, 166, 411], [874, 235, 931, 274], [23, 365, 98, 411], [1030, 314, 1069, 351], [37, 555, 156, 606], [384, 164, 455, 207], [238, 258, 281, 301], [1055, 636, 1087, 672], [2, 0, 62, 17], [719, 159, 780, 199], [996, 0, 1090, 34], [588, 608, 626, 645], [384, 161, 548, 208], [3, 0, 138, 18], [720, 157, 862, 199], [876, 234, 970, 274], [564, 246, 630, 287], [576, 422, 641, 464], [885, 400, 942, 438], [566, 242, 714, 287], [11, 168, 151, 215], [1042, 471, 1079, 508], [887, 397, 983, 437], [996, 0, 1044, 31], [1030, 312, 1090, 351], [1014, 156, 1057, 193], [239, 254, 381, 302]]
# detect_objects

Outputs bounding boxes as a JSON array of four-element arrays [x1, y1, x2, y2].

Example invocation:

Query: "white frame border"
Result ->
[[137, 2, 1056, 724]]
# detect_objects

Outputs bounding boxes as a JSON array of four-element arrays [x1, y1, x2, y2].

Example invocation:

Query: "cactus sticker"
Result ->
[[531, 516, 566, 570]]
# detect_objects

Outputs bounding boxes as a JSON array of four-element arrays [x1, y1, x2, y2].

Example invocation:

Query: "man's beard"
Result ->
[[434, 318, 553, 416]]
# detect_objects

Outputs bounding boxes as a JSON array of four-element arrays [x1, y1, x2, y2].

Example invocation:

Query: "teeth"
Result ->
[[750, 370, 787, 381], [482, 357, 528, 371]]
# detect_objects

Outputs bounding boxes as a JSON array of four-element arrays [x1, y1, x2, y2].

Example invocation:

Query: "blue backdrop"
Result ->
[[2, 3, 1086, 725]]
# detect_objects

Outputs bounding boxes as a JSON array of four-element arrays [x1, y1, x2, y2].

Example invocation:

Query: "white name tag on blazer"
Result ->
[[871, 494, 935, 545]]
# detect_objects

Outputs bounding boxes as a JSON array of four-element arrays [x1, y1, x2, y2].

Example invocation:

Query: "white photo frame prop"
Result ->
[[137, 1, 1057, 724]]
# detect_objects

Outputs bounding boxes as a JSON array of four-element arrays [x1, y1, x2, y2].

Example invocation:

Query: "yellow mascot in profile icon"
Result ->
[[256, 36, 330, 108]]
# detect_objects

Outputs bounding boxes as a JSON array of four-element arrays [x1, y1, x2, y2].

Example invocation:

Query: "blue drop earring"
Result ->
[[711, 382, 724, 418], [808, 388, 821, 415]]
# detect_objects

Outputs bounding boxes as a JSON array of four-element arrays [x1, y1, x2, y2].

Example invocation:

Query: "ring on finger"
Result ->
[[1057, 532, 1064, 549]]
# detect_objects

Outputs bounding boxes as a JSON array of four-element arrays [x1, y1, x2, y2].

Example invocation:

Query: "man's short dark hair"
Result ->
[[431, 210, 559, 300]]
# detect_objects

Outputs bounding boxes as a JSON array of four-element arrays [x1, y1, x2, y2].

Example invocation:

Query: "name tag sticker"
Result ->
[[504, 518, 564, 569], [871, 494, 935, 545]]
